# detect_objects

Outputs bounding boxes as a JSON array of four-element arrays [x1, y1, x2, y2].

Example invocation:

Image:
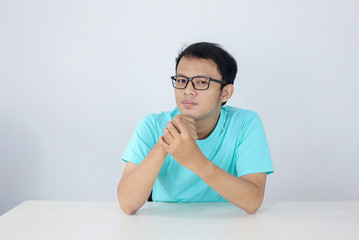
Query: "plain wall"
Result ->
[[1, 0, 359, 215]]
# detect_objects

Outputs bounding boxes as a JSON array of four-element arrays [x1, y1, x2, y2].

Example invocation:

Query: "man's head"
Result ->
[[175, 42, 237, 92], [173, 42, 237, 120]]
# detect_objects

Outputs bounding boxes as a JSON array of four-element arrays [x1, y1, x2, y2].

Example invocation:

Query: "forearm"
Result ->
[[193, 154, 265, 214], [117, 142, 167, 215]]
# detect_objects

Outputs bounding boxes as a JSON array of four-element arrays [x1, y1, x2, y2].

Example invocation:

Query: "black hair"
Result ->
[[175, 42, 237, 106]]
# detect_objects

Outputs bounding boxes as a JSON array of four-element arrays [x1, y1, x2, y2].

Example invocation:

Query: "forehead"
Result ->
[[176, 57, 221, 78]]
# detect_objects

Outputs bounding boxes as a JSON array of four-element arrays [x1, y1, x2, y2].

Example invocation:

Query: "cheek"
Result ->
[[207, 89, 222, 103], [175, 91, 182, 105]]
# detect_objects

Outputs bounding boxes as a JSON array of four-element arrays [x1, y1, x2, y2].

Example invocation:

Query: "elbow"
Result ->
[[117, 193, 138, 215], [236, 200, 262, 214], [117, 185, 138, 215], [243, 191, 264, 214], [118, 200, 138, 215], [245, 206, 260, 214], [122, 207, 137, 215], [245, 200, 263, 214]]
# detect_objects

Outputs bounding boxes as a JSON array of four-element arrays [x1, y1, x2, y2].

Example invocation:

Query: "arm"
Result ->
[[117, 141, 167, 215], [193, 156, 266, 214], [159, 116, 266, 214]]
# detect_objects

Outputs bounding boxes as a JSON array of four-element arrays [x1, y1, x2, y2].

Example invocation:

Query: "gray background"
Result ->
[[1, 0, 359, 215]]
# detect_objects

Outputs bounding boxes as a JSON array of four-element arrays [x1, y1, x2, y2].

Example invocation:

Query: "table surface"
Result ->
[[1, 201, 358, 240]]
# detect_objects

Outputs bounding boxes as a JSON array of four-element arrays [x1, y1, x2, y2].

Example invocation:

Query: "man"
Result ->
[[117, 42, 273, 215]]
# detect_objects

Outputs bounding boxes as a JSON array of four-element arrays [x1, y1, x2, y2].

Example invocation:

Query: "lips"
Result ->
[[182, 99, 197, 108]]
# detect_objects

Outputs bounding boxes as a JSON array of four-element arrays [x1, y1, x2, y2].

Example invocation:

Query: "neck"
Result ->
[[195, 109, 221, 140]]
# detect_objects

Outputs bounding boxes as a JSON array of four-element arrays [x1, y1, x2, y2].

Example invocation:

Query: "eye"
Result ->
[[195, 78, 209, 85], [176, 78, 187, 83]]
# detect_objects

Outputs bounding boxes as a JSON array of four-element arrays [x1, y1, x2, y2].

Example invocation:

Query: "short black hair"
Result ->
[[175, 42, 237, 106]]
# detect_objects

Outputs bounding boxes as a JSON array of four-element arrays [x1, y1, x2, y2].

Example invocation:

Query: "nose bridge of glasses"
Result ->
[[188, 77, 197, 89], [181, 77, 195, 91]]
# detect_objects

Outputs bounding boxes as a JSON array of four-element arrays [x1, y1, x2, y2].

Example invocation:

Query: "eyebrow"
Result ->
[[176, 74, 211, 78]]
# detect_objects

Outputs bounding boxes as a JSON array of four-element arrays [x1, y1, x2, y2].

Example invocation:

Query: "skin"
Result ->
[[117, 57, 267, 215]]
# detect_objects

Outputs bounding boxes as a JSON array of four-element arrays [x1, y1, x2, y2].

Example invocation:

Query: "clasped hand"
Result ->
[[159, 115, 203, 170]]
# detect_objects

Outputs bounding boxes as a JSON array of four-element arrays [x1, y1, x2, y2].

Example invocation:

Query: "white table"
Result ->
[[1, 201, 358, 240]]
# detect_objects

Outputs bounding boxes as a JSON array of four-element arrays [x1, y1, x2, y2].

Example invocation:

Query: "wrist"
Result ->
[[155, 140, 169, 158], [191, 152, 212, 176]]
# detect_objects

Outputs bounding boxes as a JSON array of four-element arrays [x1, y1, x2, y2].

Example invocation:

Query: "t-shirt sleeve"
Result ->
[[235, 112, 274, 177], [122, 115, 157, 165]]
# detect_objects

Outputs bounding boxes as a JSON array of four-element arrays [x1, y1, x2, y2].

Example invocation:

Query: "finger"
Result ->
[[176, 114, 195, 126], [190, 129, 198, 140], [173, 115, 194, 129], [167, 121, 180, 139], [187, 127, 198, 140], [170, 117, 180, 132], [185, 120, 196, 131], [168, 119, 181, 133], [158, 136, 170, 152], [173, 116, 197, 139], [163, 127, 174, 144], [182, 122, 197, 139], [181, 115, 195, 123], [172, 117, 194, 138], [171, 117, 185, 132], [181, 116, 197, 132]]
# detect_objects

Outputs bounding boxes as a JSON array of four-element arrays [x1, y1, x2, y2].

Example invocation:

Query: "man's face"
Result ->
[[175, 57, 224, 121]]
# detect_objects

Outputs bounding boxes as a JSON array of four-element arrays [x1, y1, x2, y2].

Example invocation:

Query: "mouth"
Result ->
[[182, 99, 197, 108]]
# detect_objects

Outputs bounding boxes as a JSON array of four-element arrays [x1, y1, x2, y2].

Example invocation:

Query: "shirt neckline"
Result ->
[[196, 107, 226, 144], [172, 106, 227, 144]]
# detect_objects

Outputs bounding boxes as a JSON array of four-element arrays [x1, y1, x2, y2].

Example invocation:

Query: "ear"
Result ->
[[221, 84, 234, 103]]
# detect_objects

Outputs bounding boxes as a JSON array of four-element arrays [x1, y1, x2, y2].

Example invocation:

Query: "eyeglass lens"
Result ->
[[173, 77, 210, 90]]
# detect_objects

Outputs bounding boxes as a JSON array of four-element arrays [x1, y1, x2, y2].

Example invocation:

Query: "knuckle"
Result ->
[[175, 115, 182, 120]]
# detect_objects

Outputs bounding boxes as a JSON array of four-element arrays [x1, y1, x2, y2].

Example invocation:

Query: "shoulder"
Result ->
[[221, 106, 265, 139], [222, 105, 260, 123]]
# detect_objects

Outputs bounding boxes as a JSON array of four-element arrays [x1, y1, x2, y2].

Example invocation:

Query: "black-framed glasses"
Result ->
[[171, 76, 225, 90]]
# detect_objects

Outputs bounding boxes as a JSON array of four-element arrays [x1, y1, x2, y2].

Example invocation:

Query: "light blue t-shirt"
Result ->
[[122, 106, 274, 202]]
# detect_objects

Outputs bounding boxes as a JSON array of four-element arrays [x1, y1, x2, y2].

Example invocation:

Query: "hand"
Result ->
[[166, 115, 198, 141], [159, 115, 204, 171]]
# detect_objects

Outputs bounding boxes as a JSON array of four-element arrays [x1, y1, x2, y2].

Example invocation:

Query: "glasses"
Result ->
[[171, 76, 225, 90]]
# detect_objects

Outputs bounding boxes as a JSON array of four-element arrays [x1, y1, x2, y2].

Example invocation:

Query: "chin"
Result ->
[[179, 108, 198, 119]]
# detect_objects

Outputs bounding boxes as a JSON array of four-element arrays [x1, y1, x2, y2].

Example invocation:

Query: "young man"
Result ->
[[117, 42, 274, 215]]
